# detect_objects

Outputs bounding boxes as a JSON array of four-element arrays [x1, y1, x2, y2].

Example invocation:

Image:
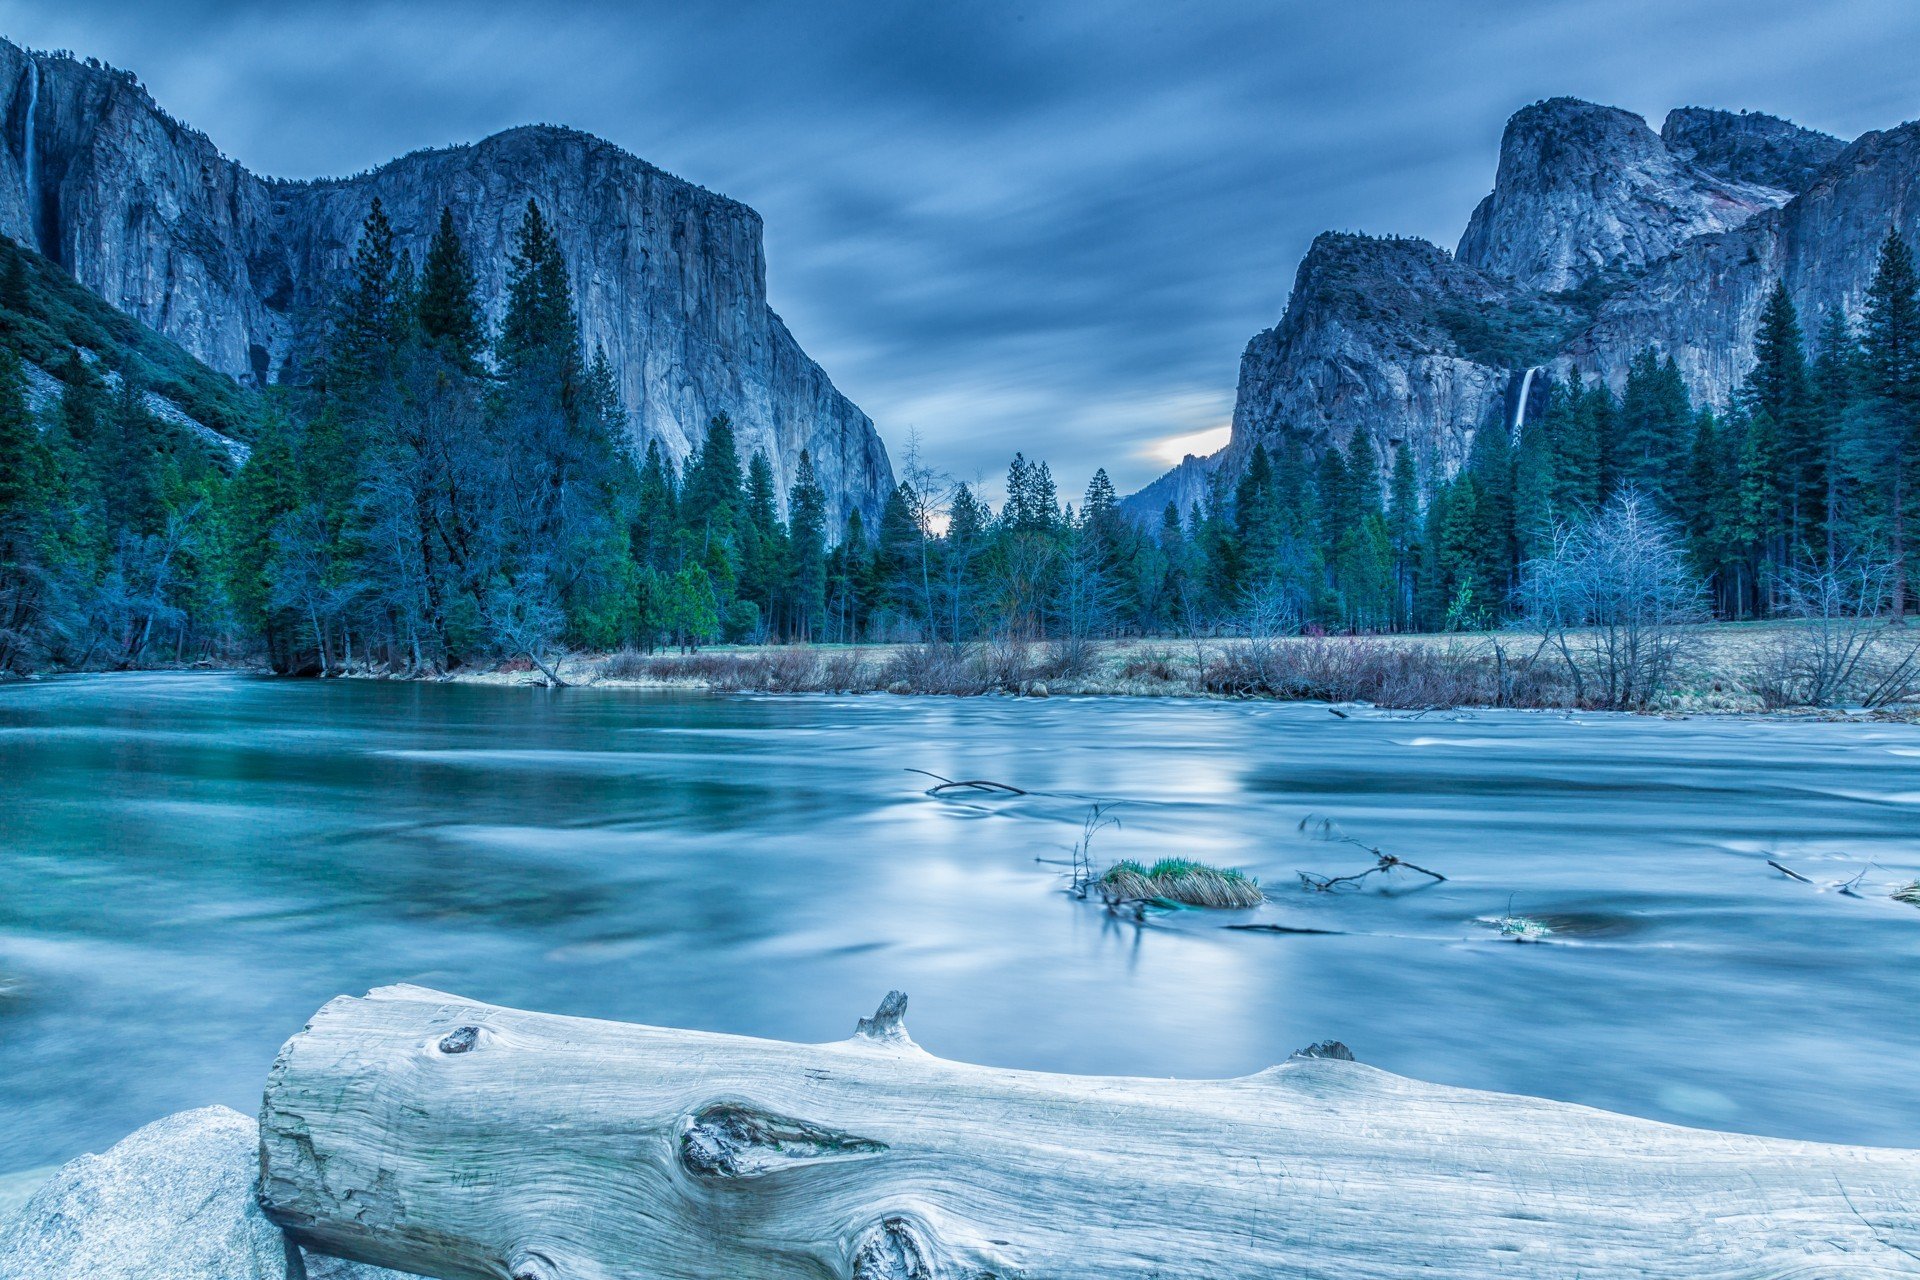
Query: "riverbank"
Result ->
[[445, 623, 1920, 718]]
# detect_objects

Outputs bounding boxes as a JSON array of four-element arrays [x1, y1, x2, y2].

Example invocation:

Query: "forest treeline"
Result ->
[[0, 205, 1914, 677]]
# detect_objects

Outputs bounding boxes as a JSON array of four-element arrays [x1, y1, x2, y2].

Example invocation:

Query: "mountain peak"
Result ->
[[1457, 96, 1788, 292], [1660, 107, 1847, 194]]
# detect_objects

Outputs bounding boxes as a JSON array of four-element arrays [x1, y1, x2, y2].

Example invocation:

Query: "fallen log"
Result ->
[[259, 984, 1920, 1279]]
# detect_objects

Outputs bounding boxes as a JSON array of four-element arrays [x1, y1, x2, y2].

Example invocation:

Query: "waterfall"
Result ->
[[21, 57, 37, 249], [1511, 365, 1539, 437]]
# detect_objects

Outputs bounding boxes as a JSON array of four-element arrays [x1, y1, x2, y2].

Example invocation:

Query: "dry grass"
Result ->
[[1099, 859, 1264, 909], [1893, 882, 1920, 907], [479, 624, 1920, 716]]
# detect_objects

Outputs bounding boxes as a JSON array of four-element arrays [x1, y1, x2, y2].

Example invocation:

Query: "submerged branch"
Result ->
[[906, 768, 1029, 796]]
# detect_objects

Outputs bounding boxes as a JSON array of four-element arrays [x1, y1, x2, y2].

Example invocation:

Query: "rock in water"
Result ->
[[0, 1105, 399, 1280], [0, 39, 893, 529]]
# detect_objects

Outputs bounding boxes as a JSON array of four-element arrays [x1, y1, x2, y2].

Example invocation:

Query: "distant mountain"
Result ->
[[1124, 98, 1903, 516], [0, 39, 893, 527]]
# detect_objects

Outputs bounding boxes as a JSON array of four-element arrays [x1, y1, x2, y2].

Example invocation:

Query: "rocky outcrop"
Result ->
[[1119, 451, 1218, 523], [0, 1105, 399, 1280], [1661, 108, 1846, 195], [1126, 96, 1883, 513], [1571, 120, 1920, 407], [0, 40, 892, 526], [1213, 233, 1570, 489], [1456, 98, 1791, 295]]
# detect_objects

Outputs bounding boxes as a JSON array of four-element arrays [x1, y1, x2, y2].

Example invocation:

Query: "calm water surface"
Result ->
[[3, 671, 1919, 1171]]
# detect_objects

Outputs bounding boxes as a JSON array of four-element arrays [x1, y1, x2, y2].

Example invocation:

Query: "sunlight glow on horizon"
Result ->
[[1141, 425, 1231, 468]]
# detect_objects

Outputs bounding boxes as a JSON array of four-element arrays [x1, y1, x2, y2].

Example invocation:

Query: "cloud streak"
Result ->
[[2, 0, 1916, 505]]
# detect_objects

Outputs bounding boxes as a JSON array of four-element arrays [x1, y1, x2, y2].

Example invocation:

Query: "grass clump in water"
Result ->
[[1099, 858, 1264, 909], [1893, 882, 1920, 907]]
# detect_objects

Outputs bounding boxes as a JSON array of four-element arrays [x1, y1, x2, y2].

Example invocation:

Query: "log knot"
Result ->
[[855, 991, 912, 1045], [437, 1026, 480, 1054], [852, 1216, 934, 1280], [680, 1104, 887, 1179]]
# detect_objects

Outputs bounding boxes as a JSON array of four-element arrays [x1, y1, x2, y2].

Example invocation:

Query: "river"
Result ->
[[2, 671, 1917, 1174]]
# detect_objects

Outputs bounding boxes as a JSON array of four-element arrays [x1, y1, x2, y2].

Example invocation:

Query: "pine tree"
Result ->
[[0, 346, 52, 672], [331, 198, 403, 393], [1232, 443, 1279, 589], [630, 440, 678, 572], [787, 450, 828, 640], [740, 449, 787, 632], [1743, 283, 1814, 555], [416, 206, 484, 366], [1615, 350, 1693, 508], [1385, 444, 1421, 627], [497, 199, 582, 408], [1852, 229, 1920, 614], [1810, 309, 1858, 560], [222, 410, 303, 632], [682, 414, 744, 562]]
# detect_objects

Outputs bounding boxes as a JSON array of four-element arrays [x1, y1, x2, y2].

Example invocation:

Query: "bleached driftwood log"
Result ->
[[259, 984, 1920, 1280]]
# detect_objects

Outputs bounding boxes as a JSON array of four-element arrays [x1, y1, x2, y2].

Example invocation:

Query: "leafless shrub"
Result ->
[[1036, 634, 1099, 681], [880, 642, 992, 695], [1119, 649, 1180, 682], [1519, 490, 1708, 710], [596, 649, 656, 680], [1746, 560, 1901, 708], [1200, 636, 1522, 708], [817, 649, 871, 693], [972, 636, 1038, 691]]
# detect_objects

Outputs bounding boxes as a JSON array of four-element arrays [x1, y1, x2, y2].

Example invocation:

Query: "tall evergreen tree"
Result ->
[[416, 206, 484, 366], [1851, 229, 1920, 614], [787, 450, 828, 640]]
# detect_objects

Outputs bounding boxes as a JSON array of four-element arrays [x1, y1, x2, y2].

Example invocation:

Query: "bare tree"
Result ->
[[1745, 558, 1902, 707], [1519, 489, 1708, 710]]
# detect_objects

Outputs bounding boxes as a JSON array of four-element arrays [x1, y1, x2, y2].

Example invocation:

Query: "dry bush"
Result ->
[[1119, 649, 1180, 682], [880, 642, 993, 695], [1036, 635, 1099, 682], [816, 650, 872, 693], [1202, 637, 1524, 708], [1743, 561, 1917, 708], [595, 649, 659, 680], [972, 637, 1039, 692]]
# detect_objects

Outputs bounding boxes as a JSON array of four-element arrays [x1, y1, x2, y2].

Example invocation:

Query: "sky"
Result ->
[[4, 0, 1918, 503]]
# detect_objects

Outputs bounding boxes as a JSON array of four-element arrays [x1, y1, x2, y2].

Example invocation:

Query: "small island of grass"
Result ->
[[1099, 859, 1264, 909]]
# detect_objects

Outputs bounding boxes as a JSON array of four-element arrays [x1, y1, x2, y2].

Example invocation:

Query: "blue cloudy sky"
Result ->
[[3, 0, 1918, 501]]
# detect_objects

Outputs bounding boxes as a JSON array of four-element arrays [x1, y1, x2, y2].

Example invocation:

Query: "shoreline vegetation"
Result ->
[[194, 620, 1919, 718]]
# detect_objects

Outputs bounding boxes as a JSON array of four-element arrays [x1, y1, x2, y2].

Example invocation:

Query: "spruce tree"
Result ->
[[416, 206, 484, 365], [1853, 229, 1920, 614], [497, 199, 582, 408], [787, 451, 828, 640], [331, 198, 402, 393], [1810, 309, 1857, 560], [1744, 283, 1814, 553]]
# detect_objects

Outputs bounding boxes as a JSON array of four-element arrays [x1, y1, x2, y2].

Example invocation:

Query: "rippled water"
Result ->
[[2, 671, 1918, 1173]]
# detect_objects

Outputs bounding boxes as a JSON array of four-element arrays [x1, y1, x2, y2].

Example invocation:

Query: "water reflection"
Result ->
[[1, 673, 1917, 1172]]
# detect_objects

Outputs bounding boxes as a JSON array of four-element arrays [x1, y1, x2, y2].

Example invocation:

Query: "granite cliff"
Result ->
[[1126, 97, 1885, 517], [0, 40, 892, 526]]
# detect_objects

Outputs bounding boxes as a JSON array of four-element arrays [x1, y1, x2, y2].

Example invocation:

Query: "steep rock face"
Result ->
[[1118, 451, 1217, 523], [0, 41, 892, 525], [1571, 120, 1920, 405], [1661, 107, 1846, 194], [1221, 233, 1559, 484], [1127, 96, 1878, 513], [1456, 97, 1788, 293]]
